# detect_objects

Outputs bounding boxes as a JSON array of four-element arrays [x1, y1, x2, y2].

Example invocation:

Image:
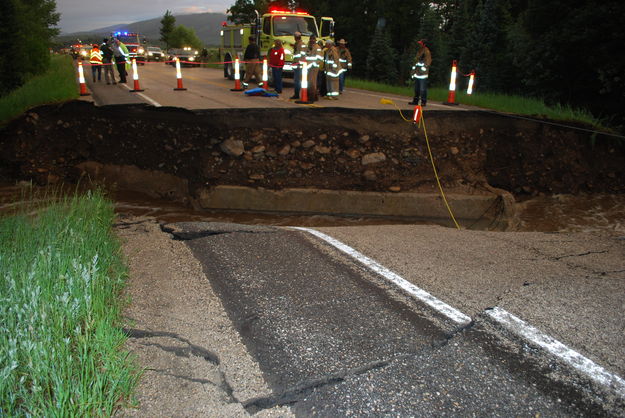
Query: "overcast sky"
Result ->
[[56, 0, 233, 33]]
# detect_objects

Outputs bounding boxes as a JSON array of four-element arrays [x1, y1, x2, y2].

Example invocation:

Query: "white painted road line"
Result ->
[[486, 307, 625, 397], [291, 227, 472, 326], [120, 83, 162, 107]]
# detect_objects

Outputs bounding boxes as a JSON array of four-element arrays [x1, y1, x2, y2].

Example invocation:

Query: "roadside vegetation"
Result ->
[[0, 188, 138, 416], [347, 78, 603, 129], [0, 55, 78, 125]]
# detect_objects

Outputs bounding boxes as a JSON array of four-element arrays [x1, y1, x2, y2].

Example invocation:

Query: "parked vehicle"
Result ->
[[146, 46, 164, 62], [220, 7, 334, 80], [167, 47, 200, 67], [111, 31, 147, 64]]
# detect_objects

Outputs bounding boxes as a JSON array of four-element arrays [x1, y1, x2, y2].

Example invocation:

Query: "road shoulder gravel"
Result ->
[[114, 215, 292, 417]]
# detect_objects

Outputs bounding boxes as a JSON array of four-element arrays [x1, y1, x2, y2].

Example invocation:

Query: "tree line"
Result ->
[[0, 0, 60, 96], [229, 0, 625, 131]]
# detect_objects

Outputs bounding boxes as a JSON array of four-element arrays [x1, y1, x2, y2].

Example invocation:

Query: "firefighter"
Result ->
[[305, 35, 322, 102], [317, 40, 327, 97], [337, 39, 352, 94], [89, 44, 103, 82], [324, 39, 340, 100], [290, 31, 306, 100], [101, 39, 116, 85], [113, 38, 129, 83], [243, 36, 262, 88], [410, 40, 432, 106]]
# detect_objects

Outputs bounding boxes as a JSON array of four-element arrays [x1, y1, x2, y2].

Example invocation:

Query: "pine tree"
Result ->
[[0, 0, 59, 96], [160, 10, 176, 50], [366, 24, 398, 84]]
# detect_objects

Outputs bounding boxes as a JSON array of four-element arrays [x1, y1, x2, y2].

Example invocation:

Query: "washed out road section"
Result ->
[[166, 221, 590, 415]]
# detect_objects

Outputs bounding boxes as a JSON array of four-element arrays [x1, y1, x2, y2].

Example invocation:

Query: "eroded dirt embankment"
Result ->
[[0, 101, 623, 201]]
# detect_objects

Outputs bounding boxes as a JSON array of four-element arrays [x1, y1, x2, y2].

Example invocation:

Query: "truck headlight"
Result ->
[[138, 48, 145, 54], [188, 56, 195, 61]]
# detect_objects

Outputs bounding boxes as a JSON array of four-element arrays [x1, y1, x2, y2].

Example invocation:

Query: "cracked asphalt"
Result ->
[[116, 218, 624, 416]]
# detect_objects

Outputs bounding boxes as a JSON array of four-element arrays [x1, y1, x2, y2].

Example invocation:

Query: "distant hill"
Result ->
[[58, 12, 227, 47]]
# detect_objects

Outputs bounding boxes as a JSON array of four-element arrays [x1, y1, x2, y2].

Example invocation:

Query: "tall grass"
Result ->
[[0, 55, 78, 125], [0, 188, 138, 416], [346, 77, 603, 128]]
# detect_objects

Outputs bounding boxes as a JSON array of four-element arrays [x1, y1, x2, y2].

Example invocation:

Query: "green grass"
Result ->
[[0, 55, 78, 125], [346, 77, 603, 129], [0, 188, 138, 416]]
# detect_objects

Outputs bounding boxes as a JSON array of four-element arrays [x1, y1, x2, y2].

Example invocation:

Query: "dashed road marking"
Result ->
[[292, 227, 625, 399], [291, 227, 472, 326], [486, 307, 625, 397]]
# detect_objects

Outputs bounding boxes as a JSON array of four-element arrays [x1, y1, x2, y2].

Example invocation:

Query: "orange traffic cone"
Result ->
[[77, 61, 89, 96], [129, 59, 144, 92], [295, 61, 312, 104], [173, 58, 187, 91], [231, 58, 244, 91], [443, 60, 459, 106]]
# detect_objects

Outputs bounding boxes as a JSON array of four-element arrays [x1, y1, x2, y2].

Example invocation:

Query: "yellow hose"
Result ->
[[380, 98, 461, 229]]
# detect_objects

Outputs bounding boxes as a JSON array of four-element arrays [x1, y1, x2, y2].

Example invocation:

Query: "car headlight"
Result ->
[[188, 56, 195, 61], [138, 48, 145, 54], [81, 50, 87, 56], [148, 52, 153, 56]]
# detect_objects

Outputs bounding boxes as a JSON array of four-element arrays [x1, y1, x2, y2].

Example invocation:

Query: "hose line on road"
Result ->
[[419, 116, 461, 229], [381, 98, 461, 229]]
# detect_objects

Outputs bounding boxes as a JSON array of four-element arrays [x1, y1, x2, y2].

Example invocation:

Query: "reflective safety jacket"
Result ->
[[292, 39, 306, 69], [411, 46, 432, 79], [305, 43, 323, 69], [338, 47, 352, 73], [89, 47, 103, 65], [324, 46, 340, 78]]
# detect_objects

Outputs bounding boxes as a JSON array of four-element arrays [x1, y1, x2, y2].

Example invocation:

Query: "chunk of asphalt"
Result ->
[[161, 221, 278, 240]]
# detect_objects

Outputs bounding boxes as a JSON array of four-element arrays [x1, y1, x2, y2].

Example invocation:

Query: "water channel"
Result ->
[[2, 183, 624, 234]]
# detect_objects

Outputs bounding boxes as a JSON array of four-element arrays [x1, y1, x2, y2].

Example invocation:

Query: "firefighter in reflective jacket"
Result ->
[[324, 39, 340, 100], [410, 40, 431, 106], [337, 39, 352, 94], [305, 35, 322, 102], [89, 44, 103, 82], [290, 31, 306, 100]]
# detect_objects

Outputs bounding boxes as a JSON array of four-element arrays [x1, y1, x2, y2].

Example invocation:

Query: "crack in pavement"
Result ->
[[242, 358, 390, 413], [145, 368, 238, 404], [552, 250, 609, 260], [123, 328, 219, 364], [125, 328, 240, 405], [160, 224, 278, 241]]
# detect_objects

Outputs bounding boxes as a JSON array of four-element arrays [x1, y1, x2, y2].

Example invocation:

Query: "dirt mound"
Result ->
[[1, 101, 623, 199]]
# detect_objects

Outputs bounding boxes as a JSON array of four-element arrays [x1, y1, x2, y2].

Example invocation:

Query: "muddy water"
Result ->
[[2, 183, 624, 233]]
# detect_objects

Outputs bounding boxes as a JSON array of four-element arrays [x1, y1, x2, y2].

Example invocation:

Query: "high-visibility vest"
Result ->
[[90, 48, 103, 65]]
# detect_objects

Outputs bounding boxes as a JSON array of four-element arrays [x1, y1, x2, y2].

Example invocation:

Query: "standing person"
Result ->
[[324, 39, 340, 100], [268, 39, 284, 94], [410, 40, 431, 106], [243, 36, 262, 88], [317, 40, 327, 97], [89, 44, 102, 82], [337, 39, 352, 94], [113, 38, 129, 83], [305, 35, 322, 102], [100, 39, 116, 85], [290, 31, 305, 100]]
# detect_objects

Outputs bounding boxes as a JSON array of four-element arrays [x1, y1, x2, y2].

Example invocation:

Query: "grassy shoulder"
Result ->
[[0, 55, 78, 126], [0, 189, 138, 415], [347, 78, 602, 129]]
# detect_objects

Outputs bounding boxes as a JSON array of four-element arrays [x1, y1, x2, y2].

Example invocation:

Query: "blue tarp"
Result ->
[[244, 88, 278, 97]]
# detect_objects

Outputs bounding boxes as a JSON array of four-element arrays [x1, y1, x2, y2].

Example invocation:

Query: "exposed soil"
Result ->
[[0, 100, 623, 200]]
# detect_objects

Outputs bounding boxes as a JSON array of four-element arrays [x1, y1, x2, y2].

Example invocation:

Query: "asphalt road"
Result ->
[[80, 61, 468, 111], [165, 221, 624, 416]]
